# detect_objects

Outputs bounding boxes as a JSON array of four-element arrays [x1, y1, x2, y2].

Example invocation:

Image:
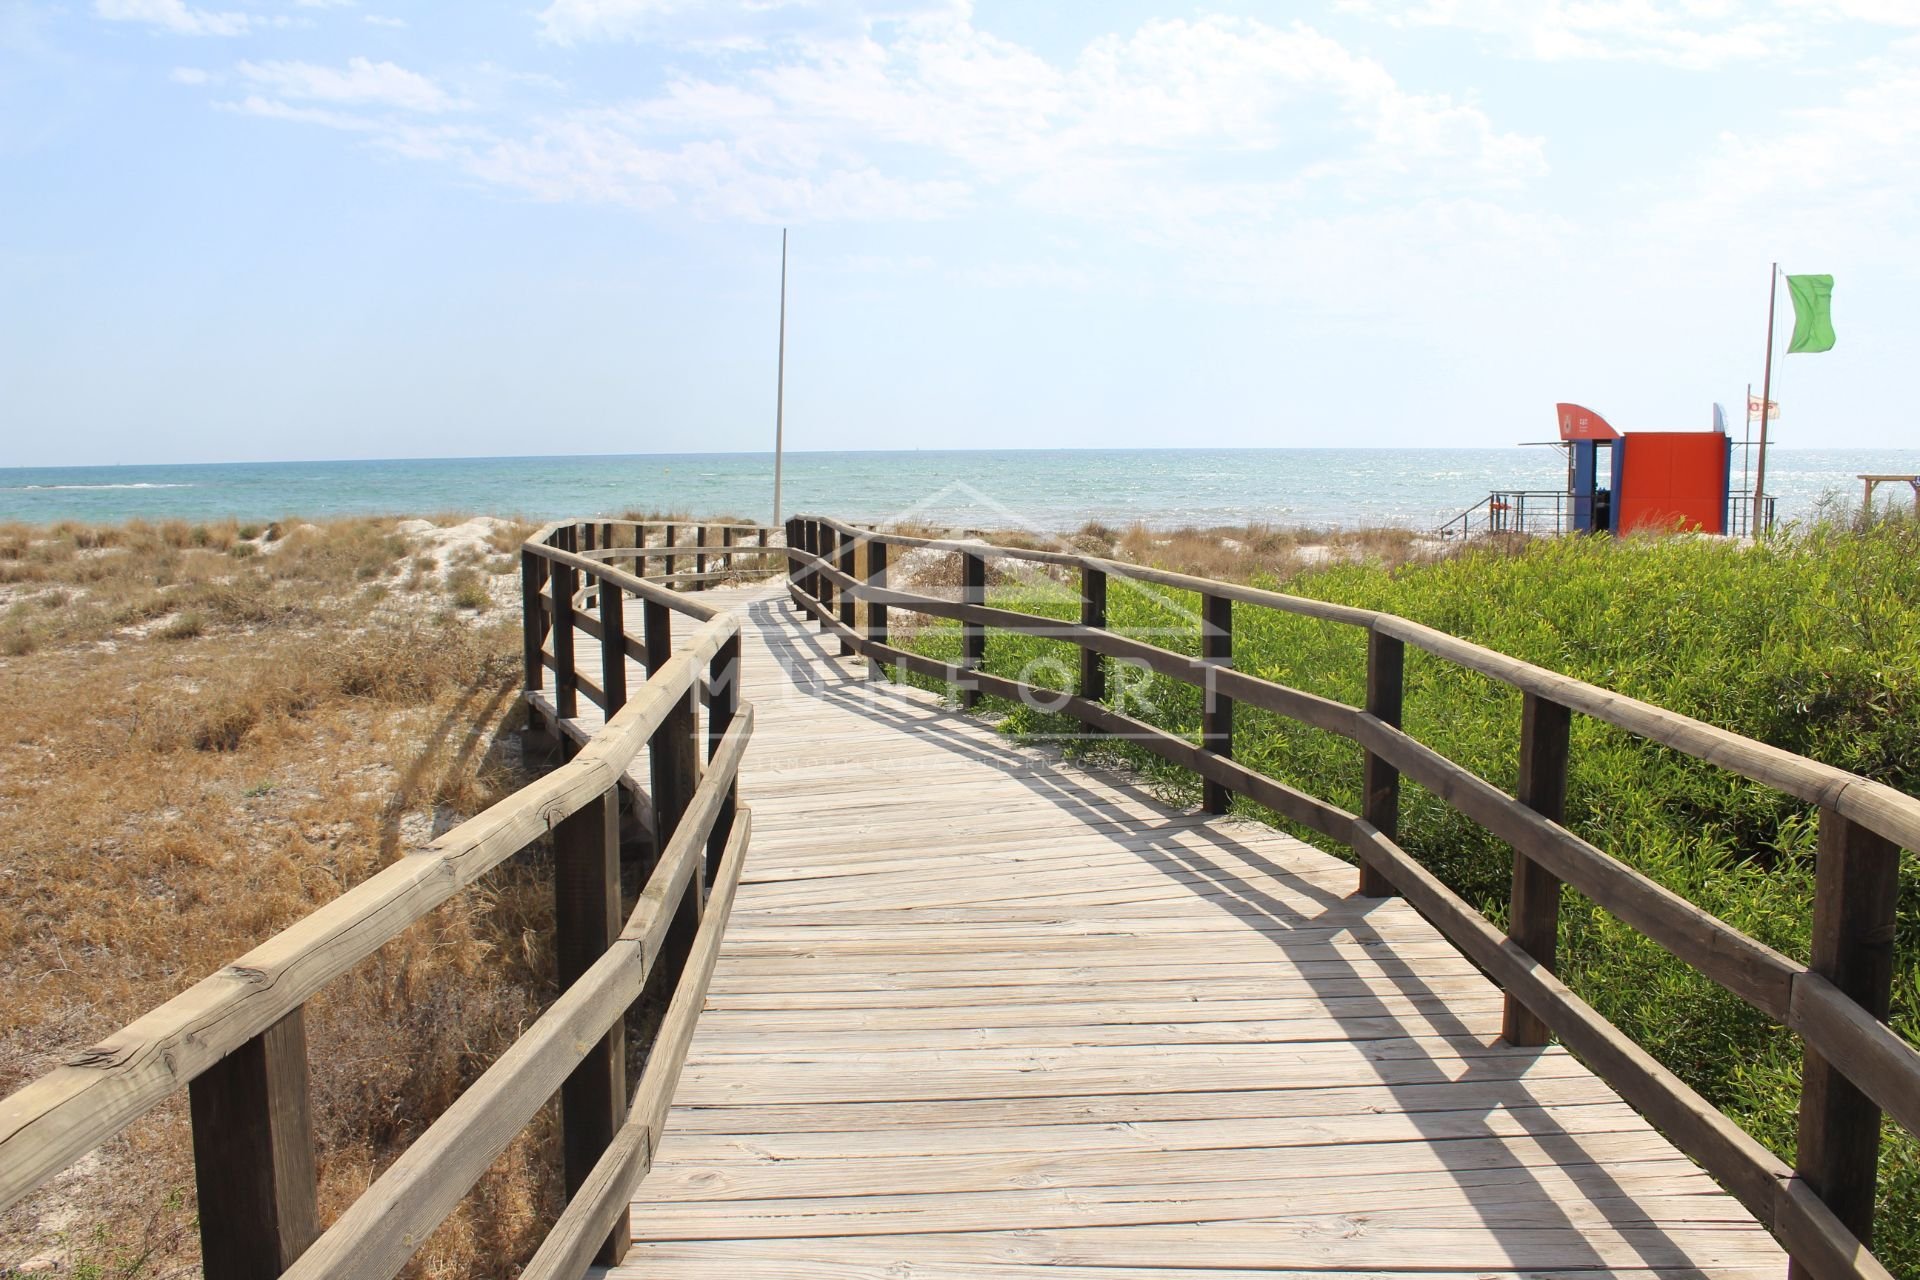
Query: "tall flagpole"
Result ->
[[1752, 262, 1777, 536], [772, 228, 788, 531], [1742, 380, 1752, 523]]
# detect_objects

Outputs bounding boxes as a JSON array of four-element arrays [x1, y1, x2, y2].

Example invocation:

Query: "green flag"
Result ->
[[1786, 273, 1835, 353]]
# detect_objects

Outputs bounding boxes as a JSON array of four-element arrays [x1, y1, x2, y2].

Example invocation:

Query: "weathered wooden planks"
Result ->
[[607, 583, 1787, 1280]]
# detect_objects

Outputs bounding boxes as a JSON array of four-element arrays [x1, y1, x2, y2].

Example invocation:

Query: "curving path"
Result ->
[[604, 583, 1785, 1279]]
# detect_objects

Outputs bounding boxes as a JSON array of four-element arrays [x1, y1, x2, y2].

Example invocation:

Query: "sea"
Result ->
[[2, 448, 1915, 533]]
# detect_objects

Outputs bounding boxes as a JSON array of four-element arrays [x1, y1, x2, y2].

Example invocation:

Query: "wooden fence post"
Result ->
[[837, 530, 857, 655], [707, 635, 740, 880], [552, 559, 578, 721], [1359, 629, 1404, 896], [1080, 566, 1107, 705], [582, 522, 596, 554], [521, 550, 545, 693], [1503, 692, 1571, 1045], [694, 525, 708, 588], [817, 525, 836, 626], [598, 573, 626, 714], [961, 551, 986, 710], [721, 526, 734, 578], [1201, 593, 1233, 814], [868, 538, 888, 679], [188, 1009, 319, 1280], [552, 788, 627, 1267], [1790, 809, 1901, 1277], [663, 524, 677, 584], [799, 520, 815, 601]]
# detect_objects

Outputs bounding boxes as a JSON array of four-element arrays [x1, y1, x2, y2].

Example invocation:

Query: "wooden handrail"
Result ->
[[784, 513, 1920, 1280], [0, 518, 756, 1280], [279, 712, 754, 1280]]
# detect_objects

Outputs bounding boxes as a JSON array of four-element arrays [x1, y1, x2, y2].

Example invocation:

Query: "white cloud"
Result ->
[[1351, 0, 1920, 67], [169, 65, 210, 84], [478, 13, 1543, 224], [93, 0, 254, 37], [535, 0, 966, 47], [206, 8, 1543, 236], [236, 57, 466, 112], [1645, 46, 1920, 260], [364, 15, 407, 28]]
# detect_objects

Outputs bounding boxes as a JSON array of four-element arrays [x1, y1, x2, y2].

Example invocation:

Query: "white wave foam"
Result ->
[[13, 482, 194, 491]]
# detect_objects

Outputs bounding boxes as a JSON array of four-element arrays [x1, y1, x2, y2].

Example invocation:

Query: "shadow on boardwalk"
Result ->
[[607, 588, 1782, 1277]]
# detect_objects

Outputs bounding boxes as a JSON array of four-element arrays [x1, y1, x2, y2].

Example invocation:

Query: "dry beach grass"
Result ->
[[0, 515, 552, 1278]]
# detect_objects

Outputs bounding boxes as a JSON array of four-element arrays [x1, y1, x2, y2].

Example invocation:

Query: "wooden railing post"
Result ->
[[1790, 808, 1901, 1276], [552, 558, 578, 721], [836, 529, 857, 655], [1359, 629, 1403, 896], [695, 525, 708, 588], [1503, 692, 1571, 1046], [961, 551, 986, 709], [521, 549, 545, 693], [552, 788, 627, 1267], [188, 1009, 320, 1279], [1080, 566, 1107, 704], [706, 635, 741, 880], [663, 524, 677, 584], [800, 519, 816, 600], [582, 522, 596, 554], [1201, 592, 1233, 814], [817, 525, 836, 626], [721, 526, 734, 579], [598, 572, 626, 714], [867, 537, 888, 679]]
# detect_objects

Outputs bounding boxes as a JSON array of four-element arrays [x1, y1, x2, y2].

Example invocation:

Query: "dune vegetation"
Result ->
[[0, 515, 550, 1278], [888, 514, 1920, 1277]]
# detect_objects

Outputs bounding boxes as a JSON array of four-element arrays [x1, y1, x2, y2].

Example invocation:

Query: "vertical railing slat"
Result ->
[[1503, 692, 1571, 1046], [868, 537, 888, 680], [706, 634, 741, 880], [599, 572, 627, 715], [1790, 808, 1901, 1277], [961, 551, 986, 710], [189, 1008, 320, 1280], [521, 549, 545, 693], [837, 528, 857, 655], [1201, 592, 1233, 814], [552, 557, 578, 721], [1080, 566, 1106, 705], [552, 789, 628, 1268], [1359, 629, 1404, 897]]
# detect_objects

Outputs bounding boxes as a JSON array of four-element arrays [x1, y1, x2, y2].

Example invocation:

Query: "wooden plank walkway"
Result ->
[[584, 584, 1786, 1278]]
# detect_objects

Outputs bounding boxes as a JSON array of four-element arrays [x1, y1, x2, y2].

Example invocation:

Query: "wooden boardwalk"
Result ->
[[595, 584, 1785, 1278]]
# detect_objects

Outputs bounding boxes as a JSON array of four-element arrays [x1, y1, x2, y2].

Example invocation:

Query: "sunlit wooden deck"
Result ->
[[584, 583, 1784, 1279]]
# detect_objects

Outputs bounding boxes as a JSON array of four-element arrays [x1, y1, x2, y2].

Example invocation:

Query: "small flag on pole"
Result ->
[[1748, 393, 1780, 420], [1786, 273, 1835, 353]]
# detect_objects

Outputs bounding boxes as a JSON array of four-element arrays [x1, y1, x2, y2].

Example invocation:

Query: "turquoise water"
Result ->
[[2, 448, 1914, 532]]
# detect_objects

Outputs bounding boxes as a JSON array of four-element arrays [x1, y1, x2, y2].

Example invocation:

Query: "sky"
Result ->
[[2, 0, 1916, 466]]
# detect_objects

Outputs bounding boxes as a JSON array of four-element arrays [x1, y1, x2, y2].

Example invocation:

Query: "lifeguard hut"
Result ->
[[1558, 402, 1731, 535], [1438, 404, 1763, 538]]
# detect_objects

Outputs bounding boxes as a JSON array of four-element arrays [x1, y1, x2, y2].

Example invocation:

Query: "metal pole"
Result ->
[[1754, 264, 1777, 536], [772, 228, 788, 531], [1742, 381, 1752, 530]]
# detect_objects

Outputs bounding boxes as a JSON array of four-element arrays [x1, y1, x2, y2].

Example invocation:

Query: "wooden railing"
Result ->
[[786, 512, 1920, 1280], [0, 519, 755, 1280], [559, 518, 781, 591]]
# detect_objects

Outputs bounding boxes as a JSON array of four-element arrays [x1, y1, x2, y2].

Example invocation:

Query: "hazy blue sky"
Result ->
[[3, 0, 1915, 465]]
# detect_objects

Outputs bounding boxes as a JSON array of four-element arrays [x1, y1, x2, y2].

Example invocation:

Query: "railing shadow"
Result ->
[[729, 585, 1747, 1272]]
